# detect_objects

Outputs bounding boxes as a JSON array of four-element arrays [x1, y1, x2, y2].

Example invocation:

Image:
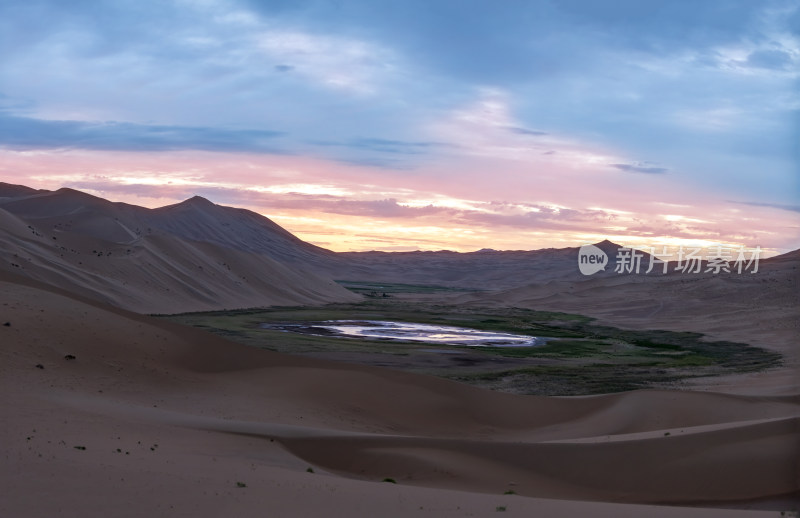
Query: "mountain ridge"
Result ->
[[1, 184, 797, 298], [0, 185, 358, 313]]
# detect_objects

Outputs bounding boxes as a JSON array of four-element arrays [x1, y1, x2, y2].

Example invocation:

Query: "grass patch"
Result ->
[[336, 280, 478, 295], [448, 364, 657, 395], [161, 297, 781, 396]]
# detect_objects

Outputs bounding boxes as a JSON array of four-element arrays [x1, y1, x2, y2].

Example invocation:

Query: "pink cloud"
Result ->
[[0, 147, 796, 255]]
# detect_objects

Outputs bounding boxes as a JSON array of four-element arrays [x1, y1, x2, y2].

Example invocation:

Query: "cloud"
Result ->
[[352, 137, 445, 152], [325, 198, 449, 218], [429, 89, 619, 166], [332, 156, 413, 169], [0, 114, 286, 153], [14, 156, 797, 254], [314, 137, 449, 155], [0, 0, 796, 253], [744, 49, 794, 70], [732, 200, 800, 213], [304, 136, 456, 169], [457, 206, 614, 231], [256, 28, 398, 94], [0, 92, 34, 113], [62, 176, 450, 219], [611, 163, 669, 174], [551, 0, 768, 52], [506, 126, 548, 136]]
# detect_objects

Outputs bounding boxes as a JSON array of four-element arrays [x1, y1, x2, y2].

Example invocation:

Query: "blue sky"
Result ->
[[0, 0, 798, 252]]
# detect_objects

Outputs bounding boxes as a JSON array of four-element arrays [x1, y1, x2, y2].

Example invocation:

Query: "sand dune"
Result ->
[[0, 184, 332, 263], [2, 184, 798, 516], [456, 251, 799, 396], [2, 276, 798, 516], [0, 186, 648, 290], [0, 186, 357, 312]]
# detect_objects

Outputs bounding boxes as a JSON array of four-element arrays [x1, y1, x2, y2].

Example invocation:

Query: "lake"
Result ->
[[261, 320, 547, 347]]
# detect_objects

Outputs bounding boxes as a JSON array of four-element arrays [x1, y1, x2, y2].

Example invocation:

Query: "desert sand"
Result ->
[[0, 186, 357, 313], [2, 185, 798, 516], [455, 250, 799, 396]]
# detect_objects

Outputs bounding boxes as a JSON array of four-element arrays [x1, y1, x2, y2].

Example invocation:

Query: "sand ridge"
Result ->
[[0, 188, 358, 313], [2, 184, 798, 516], [2, 277, 798, 516]]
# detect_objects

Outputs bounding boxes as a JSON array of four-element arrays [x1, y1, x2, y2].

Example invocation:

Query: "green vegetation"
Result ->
[[162, 297, 781, 396], [336, 280, 478, 295], [382, 478, 397, 483]]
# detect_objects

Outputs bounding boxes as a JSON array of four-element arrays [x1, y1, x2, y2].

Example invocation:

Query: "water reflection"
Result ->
[[263, 320, 546, 347]]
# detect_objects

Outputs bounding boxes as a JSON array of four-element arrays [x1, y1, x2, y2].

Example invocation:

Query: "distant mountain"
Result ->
[[0, 186, 333, 264], [1, 183, 797, 307], [324, 239, 646, 289], [149, 195, 335, 267], [0, 182, 46, 199], [0, 184, 621, 291], [0, 185, 357, 313]]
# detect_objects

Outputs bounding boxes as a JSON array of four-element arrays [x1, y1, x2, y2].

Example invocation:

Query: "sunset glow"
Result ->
[[0, 1, 797, 254]]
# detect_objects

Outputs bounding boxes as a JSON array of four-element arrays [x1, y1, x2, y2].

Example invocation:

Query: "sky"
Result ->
[[0, 0, 798, 254]]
